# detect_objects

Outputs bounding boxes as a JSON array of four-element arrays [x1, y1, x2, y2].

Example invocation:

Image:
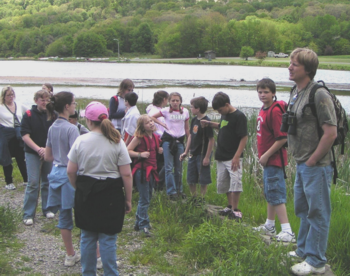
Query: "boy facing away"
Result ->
[[253, 78, 295, 243], [122, 92, 140, 145], [180, 96, 214, 204], [201, 92, 247, 220]]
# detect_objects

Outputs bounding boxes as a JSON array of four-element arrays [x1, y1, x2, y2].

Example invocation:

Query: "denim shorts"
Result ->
[[187, 154, 212, 185], [57, 208, 73, 230], [263, 166, 286, 205]]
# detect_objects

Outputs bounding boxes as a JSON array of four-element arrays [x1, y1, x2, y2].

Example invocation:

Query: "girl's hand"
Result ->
[[158, 147, 163, 154], [162, 123, 169, 130], [141, 151, 150, 158], [179, 152, 187, 161]]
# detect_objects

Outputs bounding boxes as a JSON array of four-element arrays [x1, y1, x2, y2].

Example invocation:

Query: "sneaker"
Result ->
[[23, 218, 33, 226], [291, 261, 325, 275], [46, 212, 55, 219], [169, 194, 178, 201], [142, 227, 152, 237], [5, 183, 16, 190], [22, 182, 28, 186], [97, 257, 102, 269], [288, 251, 303, 259], [230, 208, 243, 221], [218, 205, 232, 216], [64, 252, 81, 267], [275, 231, 296, 243], [252, 224, 276, 236]]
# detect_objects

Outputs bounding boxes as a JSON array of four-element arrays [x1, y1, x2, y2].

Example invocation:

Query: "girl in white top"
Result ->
[[67, 101, 132, 276], [146, 90, 169, 137], [151, 92, 190, 199], [0, 85, 28, 190]]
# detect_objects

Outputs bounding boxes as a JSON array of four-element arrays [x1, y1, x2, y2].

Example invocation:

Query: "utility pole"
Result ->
[[113, 38, 120, 60]]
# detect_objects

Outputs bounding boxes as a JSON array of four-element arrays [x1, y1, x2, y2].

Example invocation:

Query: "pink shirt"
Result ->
[[160, 107, 189, 138]]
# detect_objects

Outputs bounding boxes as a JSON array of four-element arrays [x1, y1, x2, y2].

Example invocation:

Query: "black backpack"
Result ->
[[301, 80, 348, 183]]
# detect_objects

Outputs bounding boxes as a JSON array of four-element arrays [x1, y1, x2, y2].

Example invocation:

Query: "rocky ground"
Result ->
[[0, 179, 157, 276]]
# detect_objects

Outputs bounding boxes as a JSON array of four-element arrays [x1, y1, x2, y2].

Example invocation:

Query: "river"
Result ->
[[1, 60, 350, 112]]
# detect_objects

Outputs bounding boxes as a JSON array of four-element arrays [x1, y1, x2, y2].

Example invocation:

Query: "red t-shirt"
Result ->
[[257, 103, 288, 167]]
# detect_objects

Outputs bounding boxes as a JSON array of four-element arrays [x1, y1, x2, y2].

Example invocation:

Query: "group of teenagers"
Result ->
[[0, 47, 336, 276]]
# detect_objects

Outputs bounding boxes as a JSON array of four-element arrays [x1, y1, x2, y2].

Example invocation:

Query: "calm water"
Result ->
[[1, 60, 350, 112]]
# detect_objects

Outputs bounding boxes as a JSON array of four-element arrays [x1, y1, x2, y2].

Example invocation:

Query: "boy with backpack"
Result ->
[[121, 92, 140, 146], [201, 92, 247, 220], [180, 96, 214, 204], [252, 78, 295, 242]]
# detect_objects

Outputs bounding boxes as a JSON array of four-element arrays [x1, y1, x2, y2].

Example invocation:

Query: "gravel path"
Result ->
[[0, 179, 154, 276]]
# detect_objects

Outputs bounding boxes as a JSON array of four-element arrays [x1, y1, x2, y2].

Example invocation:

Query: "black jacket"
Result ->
[[20, 105, 56, 155], [74, 175, 125, 235]]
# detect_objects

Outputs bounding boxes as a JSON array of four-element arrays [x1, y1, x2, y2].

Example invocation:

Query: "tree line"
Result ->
[[0, 0, 350, 58]]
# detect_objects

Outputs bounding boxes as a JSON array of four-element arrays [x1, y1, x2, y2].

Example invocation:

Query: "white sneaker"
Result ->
[[97, 257, 102, 269], [288, 251, 302, 259], [23, 219, 33, 226], [252, 224, 276, 236], [291, 261, 325, 275], [64, 252, 81, 267], [275, 231, 296, 243], [5, 183, 16, 190], [46, 212, 55, 219]]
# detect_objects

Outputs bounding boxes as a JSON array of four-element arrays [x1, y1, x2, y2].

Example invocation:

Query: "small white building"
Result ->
[[267, 51, 275, 57]]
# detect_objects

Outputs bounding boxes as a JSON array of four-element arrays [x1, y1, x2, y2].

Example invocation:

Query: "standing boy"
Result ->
[[201, 92, 248, 220], [180, 96, 214, 203], [287, 48, 336, 275], [121, 92, 140, 145], [253, 78, 295, 242]]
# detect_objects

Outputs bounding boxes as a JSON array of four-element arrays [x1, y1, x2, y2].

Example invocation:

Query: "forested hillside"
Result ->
[[1, 0, 350, 58]]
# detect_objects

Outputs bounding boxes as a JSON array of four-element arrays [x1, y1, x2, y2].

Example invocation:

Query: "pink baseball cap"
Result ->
[[82, 101, 109, 121]]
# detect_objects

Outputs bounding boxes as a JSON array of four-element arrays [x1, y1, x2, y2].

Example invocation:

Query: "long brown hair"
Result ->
[[117, 79, 134, 97], [91, 118, 121, 143]]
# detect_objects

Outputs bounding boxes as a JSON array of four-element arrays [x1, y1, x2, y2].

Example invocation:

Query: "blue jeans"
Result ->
[[23, 152, 53, 219], [162, 141, 184, 195], [135, 169, 154, 230], [294, 163, 333, 268], [80, 230, 118, 276]]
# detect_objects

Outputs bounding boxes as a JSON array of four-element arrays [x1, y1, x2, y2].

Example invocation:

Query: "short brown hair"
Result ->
[[257, 78, 276, 94], [190, 96, 209, 114], [290, 48, 319, 80], [1, 85, 15, 104], [33, 90, 50, 101]]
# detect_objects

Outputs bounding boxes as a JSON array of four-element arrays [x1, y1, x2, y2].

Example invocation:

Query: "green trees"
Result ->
[[240, 46, 254, 60], [73, 32, 107, 57], [46, 35, 74, 57]]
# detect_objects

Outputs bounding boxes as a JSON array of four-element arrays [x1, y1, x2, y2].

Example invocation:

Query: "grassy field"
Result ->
[[1, 99, 350, 275]]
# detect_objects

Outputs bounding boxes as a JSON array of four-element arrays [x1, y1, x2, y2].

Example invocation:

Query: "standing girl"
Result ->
[[127, 115, 163, 236], [44, 92, 80, 266], [146, 90, 169, 137], [151, 92, 189, 200], [109, 79, 134, 132], [67, 101, 133, 276]]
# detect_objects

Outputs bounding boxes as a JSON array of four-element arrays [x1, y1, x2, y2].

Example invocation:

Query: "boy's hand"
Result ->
[[158, 147, 163, 154], [179, 152, 187, 161], [231, 156, 240, 171], [259, 154, 269, 167], [200, 120, 210, 128], [125, 201, 132, 214], [141, 151, 150, 158], [203, 157, 210, 166]]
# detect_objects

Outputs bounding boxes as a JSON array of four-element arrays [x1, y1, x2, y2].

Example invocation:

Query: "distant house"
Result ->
[[204, 50, 216, 59], [268, 51, 275, 57]]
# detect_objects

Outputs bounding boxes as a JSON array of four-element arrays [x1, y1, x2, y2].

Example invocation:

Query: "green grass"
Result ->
[[1, 99, 350, 275]]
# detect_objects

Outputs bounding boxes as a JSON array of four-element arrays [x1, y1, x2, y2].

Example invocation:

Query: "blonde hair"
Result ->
[[134, 114, 155, 138], [1, 86, 15, 104], [290, 48, 319, 80]]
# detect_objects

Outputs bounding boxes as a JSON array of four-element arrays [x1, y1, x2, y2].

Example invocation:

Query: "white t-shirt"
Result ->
[[146, 104, 165, 137], [121, 105, 140, 138], [160, 107, 189, 138], [0, 102, 28, 127], [68, 132, 131, 179]]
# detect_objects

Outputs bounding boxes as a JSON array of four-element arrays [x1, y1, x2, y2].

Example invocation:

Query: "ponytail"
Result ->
[[98, 119, 121, 143], [46, 91, 73, 121]]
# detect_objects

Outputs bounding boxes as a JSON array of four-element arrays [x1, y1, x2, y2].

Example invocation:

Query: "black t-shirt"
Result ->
[[215, 109, 247, 161], [189, 115, 214, 156]]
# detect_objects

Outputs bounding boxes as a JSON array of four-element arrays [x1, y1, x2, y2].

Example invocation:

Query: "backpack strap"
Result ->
[[113, 95, 119, 110], [26, 110, 32, 117]]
